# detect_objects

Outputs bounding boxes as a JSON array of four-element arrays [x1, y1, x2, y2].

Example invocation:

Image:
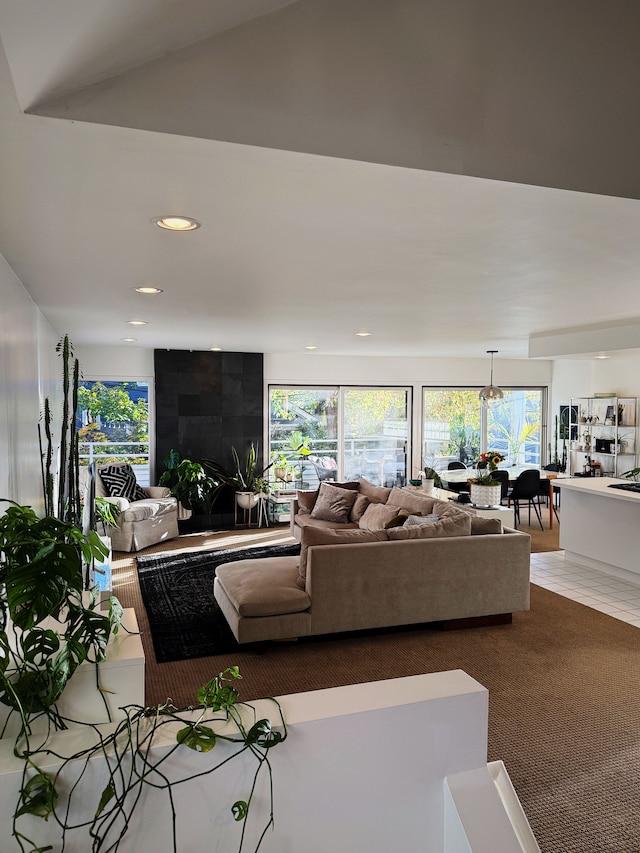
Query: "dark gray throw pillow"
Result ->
[[99, 464, 147, 502], [310, 481, 358, 523]]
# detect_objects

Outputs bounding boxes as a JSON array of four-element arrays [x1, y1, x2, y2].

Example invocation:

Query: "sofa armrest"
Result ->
[[104, 495, 130, 511], [289, 498, 300, 538], [144, 486, 172, 499]]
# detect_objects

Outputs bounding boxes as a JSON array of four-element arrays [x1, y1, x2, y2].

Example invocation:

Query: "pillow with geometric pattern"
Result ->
[[98, 464, 147, 502]]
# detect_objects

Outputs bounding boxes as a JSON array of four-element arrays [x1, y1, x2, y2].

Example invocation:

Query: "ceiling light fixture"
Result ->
[[355, 331, 371, 337], [305, 345, 317, 350], [127, 320, 147, 326], [594, 354, 610, 359], [152, 216, 201, 232], [121, 337, 137, 342], [479, 350, 504, 407], [210, 347, 222, 351], [134, 286, 163, 294]]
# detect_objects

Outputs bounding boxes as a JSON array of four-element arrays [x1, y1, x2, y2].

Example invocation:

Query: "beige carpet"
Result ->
[[109, 513, 640, 853]]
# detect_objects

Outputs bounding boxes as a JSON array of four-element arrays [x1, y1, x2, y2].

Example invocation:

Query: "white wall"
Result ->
[[0, 253, 59, 508]]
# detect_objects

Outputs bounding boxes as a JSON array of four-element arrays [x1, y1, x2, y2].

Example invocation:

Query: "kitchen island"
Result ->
[[559, 476, 640, 581]]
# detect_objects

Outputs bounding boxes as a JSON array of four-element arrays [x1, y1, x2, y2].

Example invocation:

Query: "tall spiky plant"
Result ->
[[39, 335, 83, 526]]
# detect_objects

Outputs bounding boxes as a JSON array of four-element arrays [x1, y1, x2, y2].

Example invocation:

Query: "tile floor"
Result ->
[[530, 551, 640, 627]]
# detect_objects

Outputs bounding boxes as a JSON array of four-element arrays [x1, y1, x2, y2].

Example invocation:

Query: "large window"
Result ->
[[422, 387, 545, 469], [269, 386, 410, 487], [487, 390, 543, 467], [77, 381, 150, 485]]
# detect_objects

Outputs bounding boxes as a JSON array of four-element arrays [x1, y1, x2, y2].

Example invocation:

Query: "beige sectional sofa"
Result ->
[[213, 479, 531, 644]]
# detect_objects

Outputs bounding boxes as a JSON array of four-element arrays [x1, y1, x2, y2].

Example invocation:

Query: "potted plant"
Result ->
[[159, 450, 221, 520], [468, 451, 505, 507], [270, 451, 295, 483], [285, 431, 311, 487], [422, 465, 443, 493], [0, 500, 120, 737], [205, 443, 274, 510]]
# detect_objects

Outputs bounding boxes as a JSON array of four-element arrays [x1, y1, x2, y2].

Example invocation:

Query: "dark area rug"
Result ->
[[136, 542, 301, 662]]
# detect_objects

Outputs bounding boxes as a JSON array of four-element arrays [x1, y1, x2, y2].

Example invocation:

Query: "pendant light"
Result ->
[[479, 350, 504, 407]]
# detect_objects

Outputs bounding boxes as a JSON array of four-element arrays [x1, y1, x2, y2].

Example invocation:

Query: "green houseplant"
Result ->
[[159, 449, 221, 519], [0, 336, 287, 852]]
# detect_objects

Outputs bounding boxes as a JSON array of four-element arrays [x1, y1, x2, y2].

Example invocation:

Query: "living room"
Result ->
[[3, 2, 640, 851]]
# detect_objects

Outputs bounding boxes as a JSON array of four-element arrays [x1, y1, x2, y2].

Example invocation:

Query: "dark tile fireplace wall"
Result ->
[[154, 350, 264, 526]]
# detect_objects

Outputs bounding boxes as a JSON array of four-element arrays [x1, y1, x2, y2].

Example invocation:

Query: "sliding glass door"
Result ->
[[342, 388, 410, 486], [422, 389, 481, 469], [268, 385, 410, 487]]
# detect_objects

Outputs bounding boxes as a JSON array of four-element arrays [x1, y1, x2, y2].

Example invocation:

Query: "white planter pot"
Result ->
[[236, 491, 259, 510], [470, 483, 502, 508], [422, 479, 435, 494]]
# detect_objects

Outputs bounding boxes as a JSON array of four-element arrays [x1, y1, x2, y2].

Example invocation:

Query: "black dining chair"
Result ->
[[447, 461, 467, 470], [491, 470, 510, 505], [539, 464, 560, 524], [507, 469, 543, 530]]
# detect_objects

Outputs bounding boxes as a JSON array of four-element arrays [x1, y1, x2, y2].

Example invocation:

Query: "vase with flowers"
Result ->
[[468, 451, 506, 506]]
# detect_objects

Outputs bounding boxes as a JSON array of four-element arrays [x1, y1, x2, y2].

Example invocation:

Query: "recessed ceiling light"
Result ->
[[305, 345, 317, 350], [594, 354, 610, 359], [121, 337, 137, 342], [152, 216, 201, 232], [210, 347, 223, 351], [134, 286, 163, 294], [355, 331, 371, 337], [127, 320, 147, 326]]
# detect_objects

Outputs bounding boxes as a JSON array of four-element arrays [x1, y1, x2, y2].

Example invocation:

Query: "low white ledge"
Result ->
[[0, 670, 539, 853]]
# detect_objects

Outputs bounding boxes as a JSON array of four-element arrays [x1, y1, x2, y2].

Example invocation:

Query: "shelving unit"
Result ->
[[569, 396, 637, 477]]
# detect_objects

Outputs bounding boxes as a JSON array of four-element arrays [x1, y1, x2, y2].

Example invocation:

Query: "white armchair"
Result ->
[[94, 464, 180, 553]]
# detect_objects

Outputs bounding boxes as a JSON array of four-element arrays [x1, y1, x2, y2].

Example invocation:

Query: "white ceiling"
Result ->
[[1, 0, 640, 360]]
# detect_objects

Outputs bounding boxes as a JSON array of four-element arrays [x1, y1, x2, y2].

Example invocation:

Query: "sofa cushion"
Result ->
[[349, 493, 370, 522], [386, 487, 437, 515], [404, 513, 440, 526], [298, 526, 389, 587], [295, 514, 359, 532], [216, 557, 311, 617], [357, 477, 392, 504], [358, 502, 409, 531], [99, 464, 147, 502], [470, 516, 503, 535], [387, 511, 472, 539], [120, 497, 177, 522], [310, 482, 358, 523]]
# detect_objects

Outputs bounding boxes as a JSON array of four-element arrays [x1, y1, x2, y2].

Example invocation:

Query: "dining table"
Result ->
[[440, 465, 568, 529]]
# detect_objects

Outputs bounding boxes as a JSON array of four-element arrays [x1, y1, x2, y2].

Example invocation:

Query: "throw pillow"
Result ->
[[98, 464, 147, 502], [387, 513, 472, 539], [349, 493, 370, 522], [358, 502, 409, 531], [357, 477, 392, 504], [310, 482, 358, 524], [297, 526, 390, 588], [296, 490, 319, 515], [470, 517, 503, 535], [387, 487, 436, 515], [404, 513, 440, 526]]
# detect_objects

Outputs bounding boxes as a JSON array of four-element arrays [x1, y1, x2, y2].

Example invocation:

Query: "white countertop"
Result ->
[[557, 476, 640, 503]]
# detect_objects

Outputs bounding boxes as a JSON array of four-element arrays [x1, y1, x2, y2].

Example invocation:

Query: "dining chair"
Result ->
[[447, 461, 467, 470], [491, 470, 510, 505], [507, 469, 543, 530], [539, 464, 560, 524]]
